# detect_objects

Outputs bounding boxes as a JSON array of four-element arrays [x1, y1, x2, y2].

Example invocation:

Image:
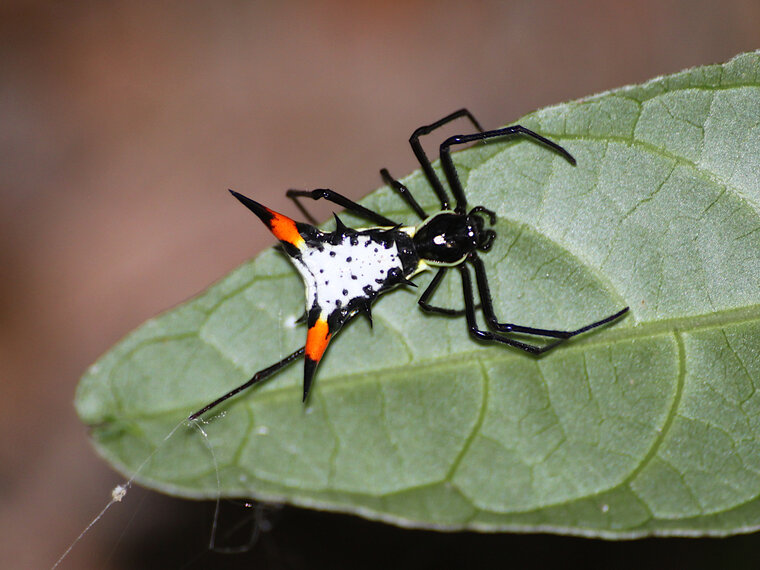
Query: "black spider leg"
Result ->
[[286, 188, 397, 227], [409, 109, 485, 211], [418, 267, 467, 316], [440, 126, 577, 214], [287, 190, 321, 225], [457, 261, 558, 354], [379, 168, 427, 220], [188, 347, 305, 420], [469, 252, 629, 346]]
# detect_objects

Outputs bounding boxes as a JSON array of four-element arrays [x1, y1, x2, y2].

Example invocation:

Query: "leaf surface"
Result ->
[[77, 52, 760, 537]]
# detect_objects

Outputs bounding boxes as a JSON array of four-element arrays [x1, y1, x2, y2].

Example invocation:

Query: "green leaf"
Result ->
[[77, 51, 760, 537]]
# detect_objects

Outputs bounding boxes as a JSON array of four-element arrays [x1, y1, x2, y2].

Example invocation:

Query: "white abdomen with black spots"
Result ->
[[292, 233, 403, 316]]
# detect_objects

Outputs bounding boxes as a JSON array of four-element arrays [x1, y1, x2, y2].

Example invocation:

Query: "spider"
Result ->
[[189, 109, 628, 420]]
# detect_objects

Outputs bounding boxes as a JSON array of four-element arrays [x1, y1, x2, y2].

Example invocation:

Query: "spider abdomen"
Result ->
[[291, 225, 419, 325]]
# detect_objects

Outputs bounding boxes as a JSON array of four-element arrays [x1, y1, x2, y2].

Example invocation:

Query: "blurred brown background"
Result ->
[[2, 1, 759, 568]]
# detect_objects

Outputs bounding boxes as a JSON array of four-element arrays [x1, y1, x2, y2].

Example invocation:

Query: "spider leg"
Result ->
[[286, 188, 397, 227], [440, 125, 576, 214], [286, 189, 320, 225], [418, 267, 469, 316], [380, 168, 427, 220], [189, 347, 305, 420], [469, 253, 629, 340], [458, 263, 556, 354], [409, 108, 485, 211]]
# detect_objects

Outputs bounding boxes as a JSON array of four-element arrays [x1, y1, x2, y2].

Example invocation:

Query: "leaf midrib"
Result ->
[[112, 303, 760, 423]]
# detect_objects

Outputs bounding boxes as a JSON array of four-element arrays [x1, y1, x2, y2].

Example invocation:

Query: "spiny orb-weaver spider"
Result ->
[[189, 109, 628, 420]]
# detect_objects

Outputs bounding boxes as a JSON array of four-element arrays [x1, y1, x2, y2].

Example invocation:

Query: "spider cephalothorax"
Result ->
[[190, 109, 628, 420], [413, 206, 497, 267]]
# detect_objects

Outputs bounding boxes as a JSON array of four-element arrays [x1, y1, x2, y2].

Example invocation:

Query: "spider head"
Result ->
[[414, 207, 497, 266]]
